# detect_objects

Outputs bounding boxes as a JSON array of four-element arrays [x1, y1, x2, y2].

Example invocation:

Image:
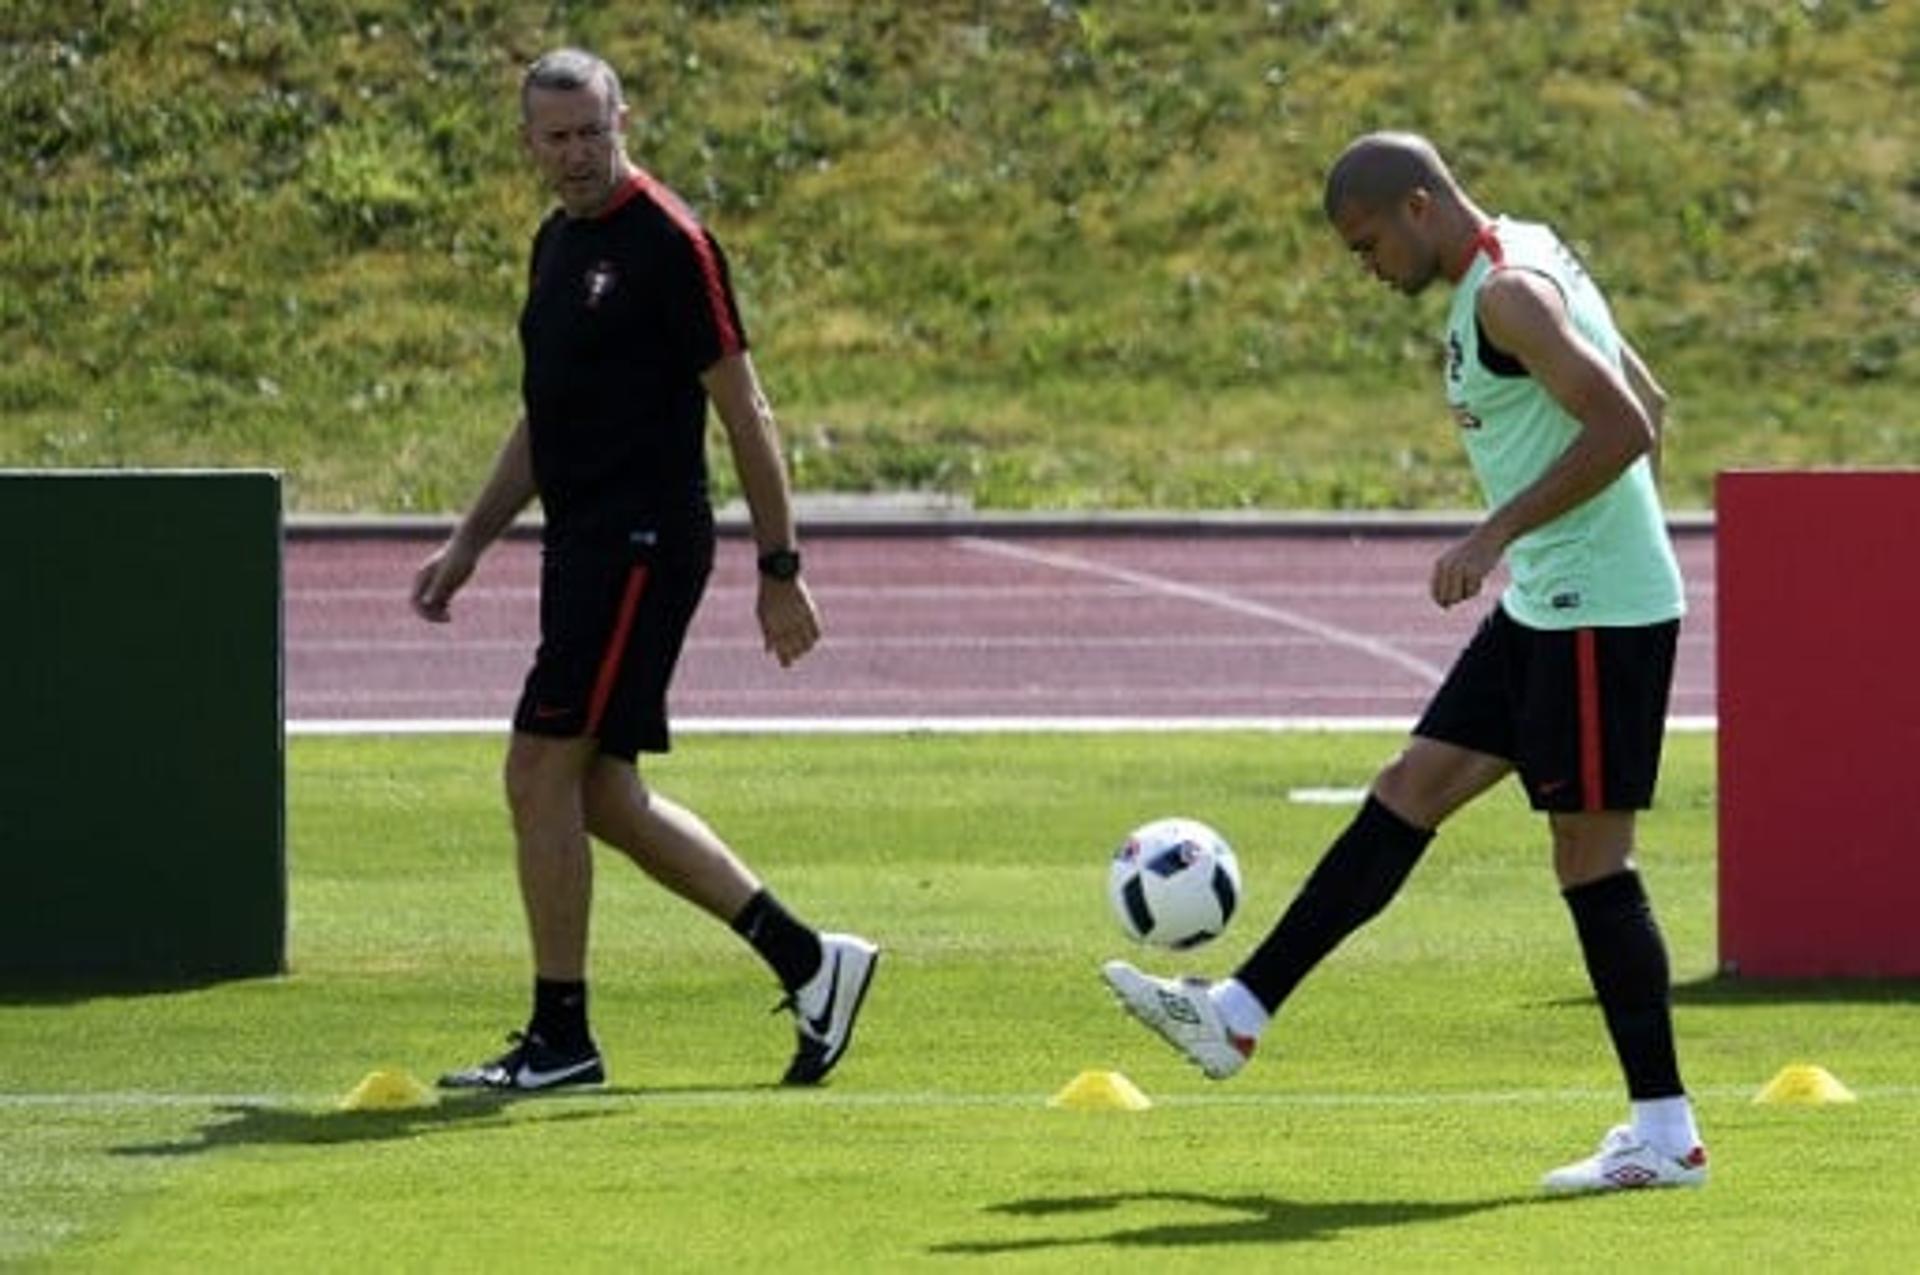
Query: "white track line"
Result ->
[[952, 537, 1447, 685], [284, 716, 1424, 737], [3, 1083, 1911, 1112], [286, 716, 1719, 736]]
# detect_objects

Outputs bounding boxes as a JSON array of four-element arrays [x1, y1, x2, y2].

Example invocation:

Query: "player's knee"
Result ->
[[1371, 750, 1451, 828], [501, 735, 587, 821], [1550, 814, 1636, 887], [581, 758, 647, 831]]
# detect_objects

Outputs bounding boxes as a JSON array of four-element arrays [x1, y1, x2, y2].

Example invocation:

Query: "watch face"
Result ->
[[759, 549, 801, 580]]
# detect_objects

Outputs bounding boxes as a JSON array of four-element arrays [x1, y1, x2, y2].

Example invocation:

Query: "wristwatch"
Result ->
[[757, 547, 802, 582]]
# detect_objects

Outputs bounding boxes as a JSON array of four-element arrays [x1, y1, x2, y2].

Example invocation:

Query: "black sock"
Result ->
[[531, 977, 589, 1050], [1233, 795, 1434, 1014], [1564, 870, 1684, 1100], [731, 889, 824, 992]]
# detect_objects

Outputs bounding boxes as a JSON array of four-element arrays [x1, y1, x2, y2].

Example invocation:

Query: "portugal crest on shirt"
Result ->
[[584, 260, 618, 308]]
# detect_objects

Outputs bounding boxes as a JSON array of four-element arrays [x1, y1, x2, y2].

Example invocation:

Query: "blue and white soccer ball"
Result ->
[[1108, 817, 1242, 949]]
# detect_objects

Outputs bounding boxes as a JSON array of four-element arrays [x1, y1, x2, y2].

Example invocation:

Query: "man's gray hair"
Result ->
[[521, 47, 625, 120]]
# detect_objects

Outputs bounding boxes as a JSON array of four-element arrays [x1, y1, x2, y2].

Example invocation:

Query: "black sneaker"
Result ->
[[778, 933, 880, 1086], [438, 1030, 605, 1092]]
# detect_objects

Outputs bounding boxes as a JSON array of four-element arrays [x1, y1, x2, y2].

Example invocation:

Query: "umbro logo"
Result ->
[[1604, 1164, 1659, 1188], [1155, 990, 1202, 1026]]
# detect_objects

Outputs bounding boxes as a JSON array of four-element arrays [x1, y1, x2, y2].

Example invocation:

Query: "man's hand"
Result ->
[[757, 577, 821, 668], [411, 540, 479, 623], [1430, 527, 1504, 609]]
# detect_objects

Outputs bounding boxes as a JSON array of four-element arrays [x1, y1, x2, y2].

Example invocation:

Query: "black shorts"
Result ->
[[512, 523, 713, 761], [1414, 605, 1679, 812]]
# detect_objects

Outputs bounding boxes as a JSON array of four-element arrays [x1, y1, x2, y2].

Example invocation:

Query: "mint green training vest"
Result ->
[[1444, 217, 1685, 629]]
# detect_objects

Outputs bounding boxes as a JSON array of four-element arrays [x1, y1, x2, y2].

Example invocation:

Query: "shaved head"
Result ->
[[1322, 132, 1459, 221]]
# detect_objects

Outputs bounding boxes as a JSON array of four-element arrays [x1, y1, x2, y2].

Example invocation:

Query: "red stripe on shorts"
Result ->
[[586, 564, 650, 736], [1575, 629, 1604, 812]]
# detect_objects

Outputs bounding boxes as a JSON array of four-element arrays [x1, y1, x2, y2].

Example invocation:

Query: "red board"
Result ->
[[1716, 471, 1920, 977]]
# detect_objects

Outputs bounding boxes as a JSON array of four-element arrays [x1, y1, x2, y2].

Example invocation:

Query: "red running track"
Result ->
[[286, 529, 1716, 728]]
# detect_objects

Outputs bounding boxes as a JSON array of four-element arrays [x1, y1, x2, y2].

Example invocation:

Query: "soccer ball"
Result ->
[[1108, 817, 1242, 949]]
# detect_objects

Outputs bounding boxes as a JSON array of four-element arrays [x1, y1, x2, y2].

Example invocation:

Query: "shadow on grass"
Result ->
[[0, 971, 277, 1007], [1530, 973, 1920, 1013], [1669, 973, 1920, 1006], [931, 1189, 1551, 1255], [109, 1082, 777, 1158]]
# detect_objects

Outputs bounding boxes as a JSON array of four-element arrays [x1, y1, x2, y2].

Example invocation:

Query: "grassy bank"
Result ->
[[3, 1, 1915, 512]]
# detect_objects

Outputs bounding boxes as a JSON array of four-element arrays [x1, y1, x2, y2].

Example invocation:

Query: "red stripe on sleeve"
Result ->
[[1575, 629, 1605, 812], [586, 564, 650, 736], [631, 168, 742, 355]]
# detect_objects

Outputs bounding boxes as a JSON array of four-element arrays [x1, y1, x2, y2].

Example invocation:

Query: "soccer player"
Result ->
[[1102, 132, 1706, 1194], [411, 48, 877, 1091]]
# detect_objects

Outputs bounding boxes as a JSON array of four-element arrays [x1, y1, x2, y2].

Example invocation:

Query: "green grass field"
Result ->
[[3, 731, 1916, 1271]]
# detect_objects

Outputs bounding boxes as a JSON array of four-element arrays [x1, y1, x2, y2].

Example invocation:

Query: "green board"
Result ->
[[0, 471, 284, 981]]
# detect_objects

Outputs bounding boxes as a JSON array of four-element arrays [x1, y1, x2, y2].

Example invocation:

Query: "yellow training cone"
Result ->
[[1048, 1069, 1152, 1111], [340, 1067, 437, 1112], [1753, 1063, 1858, 1106]]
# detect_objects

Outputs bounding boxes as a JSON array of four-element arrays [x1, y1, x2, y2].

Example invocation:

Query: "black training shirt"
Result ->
[[519, 169, 748, 541]]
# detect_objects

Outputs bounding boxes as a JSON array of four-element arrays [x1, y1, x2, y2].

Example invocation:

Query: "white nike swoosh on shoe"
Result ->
[[515, 1057, 601, 1088], [804, 951, 843, 1039]]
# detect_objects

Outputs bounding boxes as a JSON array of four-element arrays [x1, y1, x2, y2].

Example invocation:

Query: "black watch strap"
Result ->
[[757, 548, 802, 581]]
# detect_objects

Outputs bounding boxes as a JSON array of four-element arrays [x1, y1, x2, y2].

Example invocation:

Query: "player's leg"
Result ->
[[442, 534, 637, 1092], [1546, 809, 1703, 1189], [583, 532, 879, 1086], [506, 732, 600, 980], [1226, 734, 1509, 1006], [1521, 622, 1703, 1191], [583, 757, 760, 919], [1105, 610, 1519, 1078], [439, 731, 607, 1091]]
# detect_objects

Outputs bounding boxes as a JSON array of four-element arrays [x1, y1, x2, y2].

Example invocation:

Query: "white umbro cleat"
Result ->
[[1541, 1124, 1708, 1194], [1100, 960, 1256, 1080], [780, 933, 880, 1086]]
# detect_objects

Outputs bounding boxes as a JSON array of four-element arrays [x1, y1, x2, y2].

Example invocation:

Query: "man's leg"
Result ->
[[582, 755, 878, 1086], [1102, 736, 1509, 1078], [1229, 737, 1510, 1013], [581, 756, 762, 922], [1543, 810, 1704, 1190], [439, 731, 606, 1091], [505, 732, 600, 979]]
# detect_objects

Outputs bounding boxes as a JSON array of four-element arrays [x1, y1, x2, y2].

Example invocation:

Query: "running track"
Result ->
[[287, 525, 1716, 730]]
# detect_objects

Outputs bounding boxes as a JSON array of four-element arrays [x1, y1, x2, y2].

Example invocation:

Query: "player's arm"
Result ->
[[411, 416, 537, 622], [1617, 339, 1669, 482], [704, 351, 821, 668], [1430, 271, 1656, 608]]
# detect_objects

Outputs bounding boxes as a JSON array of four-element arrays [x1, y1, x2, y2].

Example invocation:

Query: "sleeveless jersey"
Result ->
[[1444, 217, 1684, 629]]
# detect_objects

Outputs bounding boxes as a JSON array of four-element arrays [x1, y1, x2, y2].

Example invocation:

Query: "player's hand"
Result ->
[[757, 577, 822, 668], [1429, 531, 1501, 609], [411, 541, 478, 623]]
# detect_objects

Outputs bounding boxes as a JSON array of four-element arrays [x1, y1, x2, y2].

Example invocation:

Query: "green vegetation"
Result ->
[[4, 1, 1915, 513], [4, 732, 1918, 1269]]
